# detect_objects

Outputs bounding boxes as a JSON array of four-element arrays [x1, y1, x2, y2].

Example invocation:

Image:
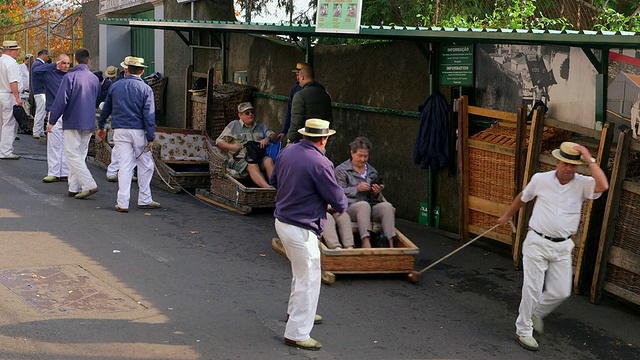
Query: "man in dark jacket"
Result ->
[[286, 66, 332, 144]]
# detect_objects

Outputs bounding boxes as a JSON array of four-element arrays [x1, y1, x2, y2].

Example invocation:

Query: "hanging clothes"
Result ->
[[413, 92, 449, 170]]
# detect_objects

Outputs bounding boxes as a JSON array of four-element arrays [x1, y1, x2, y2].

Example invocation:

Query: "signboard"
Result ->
[[439, 45, 474, 86], [316, 0, 363, 34], [100, 0, 146, 13]]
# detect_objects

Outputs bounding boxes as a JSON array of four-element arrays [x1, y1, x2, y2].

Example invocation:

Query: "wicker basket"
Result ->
[[205, 139, 227, 178], [94, 140, 113, 167], [208, 83, 254, 139], [210, 175, 276, 207]]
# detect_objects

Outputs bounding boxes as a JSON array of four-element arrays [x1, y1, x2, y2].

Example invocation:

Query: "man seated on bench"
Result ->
[[216, 102, 277, 188]]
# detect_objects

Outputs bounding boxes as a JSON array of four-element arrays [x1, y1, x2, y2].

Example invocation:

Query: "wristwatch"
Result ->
[[589, 157, 597, 163]]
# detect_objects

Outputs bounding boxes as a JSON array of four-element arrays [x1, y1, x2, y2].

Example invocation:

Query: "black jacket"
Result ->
[[413, 92, 449, 170], [287, 81, 333, 142]]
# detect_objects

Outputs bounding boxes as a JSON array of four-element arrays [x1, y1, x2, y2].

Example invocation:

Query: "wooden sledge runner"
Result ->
[[271, 229, 420, 284]]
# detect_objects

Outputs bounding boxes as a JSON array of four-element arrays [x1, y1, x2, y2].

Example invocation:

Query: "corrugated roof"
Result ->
[[99, 18, 640, 49]]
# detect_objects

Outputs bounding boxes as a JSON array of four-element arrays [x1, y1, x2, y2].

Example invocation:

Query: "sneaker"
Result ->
[[284, 337, 322, 351], [115, 205, 129, 213], [68, 191, 79, 197], [75, 188, 98, 199], [515, 335, 539, 351], [137, 201, 161, 209], [43, 176, 60, 183], [0, 154, 20, 160], [33, 133, 40, 139], [532, 315, 544, 334], [107, 175, 117, 182]]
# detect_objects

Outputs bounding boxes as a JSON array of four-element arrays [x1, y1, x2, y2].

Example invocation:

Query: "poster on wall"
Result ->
[[316, 0, 363, 34], [475, 44, 598, 129]]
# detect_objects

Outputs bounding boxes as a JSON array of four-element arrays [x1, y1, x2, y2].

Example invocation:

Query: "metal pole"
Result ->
[[71, 14, 75, 57], [46, 21, 50, 52]]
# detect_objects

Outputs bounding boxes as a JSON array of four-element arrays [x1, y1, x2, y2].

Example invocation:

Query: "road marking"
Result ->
[[0, 175, 63, 208]]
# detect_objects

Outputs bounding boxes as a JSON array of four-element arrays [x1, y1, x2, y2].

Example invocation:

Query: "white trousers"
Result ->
[[64, 130, 97, 193], [515, 230, 574, 336], [112, 129, 154, 208], [47, 117, 69, 177], [107, 145, 120, 177], [33, 93, 46, 135], [275, 219, 321, 341], [0, 93, 17, 157]]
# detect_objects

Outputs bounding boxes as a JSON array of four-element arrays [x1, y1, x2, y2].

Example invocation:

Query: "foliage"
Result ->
[[0, 0, 82, 59]]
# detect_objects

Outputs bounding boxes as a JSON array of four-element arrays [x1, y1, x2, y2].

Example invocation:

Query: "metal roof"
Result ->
[[99, 18, 640, 49]]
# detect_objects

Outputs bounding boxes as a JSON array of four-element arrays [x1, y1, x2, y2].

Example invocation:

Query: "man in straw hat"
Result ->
[[49, 48, 101, 199], [270, 118, 347, 350], [0, 40, 23, 159], [97, 56, 159, 212], [498, 141, 609, 351]]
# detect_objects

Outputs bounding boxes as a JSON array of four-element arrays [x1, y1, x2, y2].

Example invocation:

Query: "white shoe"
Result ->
[[532, 315, 544, 334], [515, 335, 539, 351]]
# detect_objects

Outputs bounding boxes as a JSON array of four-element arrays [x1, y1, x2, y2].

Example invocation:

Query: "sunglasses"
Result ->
[[243, 110, 254, 115]]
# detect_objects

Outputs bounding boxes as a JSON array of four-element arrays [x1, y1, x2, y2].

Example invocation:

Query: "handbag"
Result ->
[[13, 105, 29, 130], [260, 124, 281, 163]]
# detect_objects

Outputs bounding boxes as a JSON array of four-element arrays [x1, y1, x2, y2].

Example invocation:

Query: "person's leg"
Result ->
[[275, 219, 321, 342], [133, 130, 155, 206], [515, 232, 549, 337], [46, 117, 64, 177], [246, 163, 270, 188], [346, 201, 372, 248], [63, 130, 81, 194], [334, 212, 355, 248], [534, 240, 574, 319], [322, 213, 341, 249], [263, 156, 275, 180], [114, 129, 134, 209], [107, 143, 120, 178], [33, 93, 46, 136], [75, 130, 97, 192], [371, 201, 397, 247], [0, 95, 18, 157]]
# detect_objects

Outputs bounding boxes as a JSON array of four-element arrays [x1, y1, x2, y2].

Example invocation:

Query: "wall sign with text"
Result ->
[[439, 45, 474, 86], [316, 0, 363, 34]]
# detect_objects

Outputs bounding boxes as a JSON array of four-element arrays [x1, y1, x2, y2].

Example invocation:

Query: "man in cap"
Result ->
[[0, 40, 23, 159], [270, 118, 347, 351], [34, 54, 71, 183], [96, 65, 117, 108], [30, 49, 49, 138], [287, 66, 333, 144], [215, 101, 278, 189], [278, 62, 307, 141], [49, 48, 101, 199], [97, 56, 159, 212], [497, 142, 609, 351]]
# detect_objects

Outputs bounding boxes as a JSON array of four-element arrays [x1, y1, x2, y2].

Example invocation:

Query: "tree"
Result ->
[[0, 0, 83, 58]]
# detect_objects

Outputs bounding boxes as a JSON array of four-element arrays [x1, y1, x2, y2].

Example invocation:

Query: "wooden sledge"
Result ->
[[271, 229, 420, 284]]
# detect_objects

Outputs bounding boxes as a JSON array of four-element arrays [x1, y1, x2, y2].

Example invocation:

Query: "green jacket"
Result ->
[[287, 81, 333, 142]]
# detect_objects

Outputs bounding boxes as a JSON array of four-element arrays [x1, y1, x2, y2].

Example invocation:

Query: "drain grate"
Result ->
[[0, 265, 145, 316]]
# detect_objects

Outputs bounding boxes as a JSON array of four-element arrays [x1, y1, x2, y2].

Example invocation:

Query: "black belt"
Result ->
[[531, 229, 571, 242]]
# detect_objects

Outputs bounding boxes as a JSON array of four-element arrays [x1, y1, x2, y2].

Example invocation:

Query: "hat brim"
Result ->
[[551, 149, 585, 165], [120, 62, 147, 68], [297, 128, 336, 137]]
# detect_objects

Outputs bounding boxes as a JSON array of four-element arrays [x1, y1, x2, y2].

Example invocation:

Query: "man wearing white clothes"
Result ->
[[30, 49, 49, 138], [498, 141, 609, 351], [33, 54, 71, 183], [270, 119, 347, 351], [96, 56, 159, 212], [48, 48, 100, 199], [0, 40, 23, 160], [18, 55, 31, 115]]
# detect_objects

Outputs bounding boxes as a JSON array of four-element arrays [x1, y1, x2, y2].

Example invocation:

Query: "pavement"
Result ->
[[0, 134, 638, 360]]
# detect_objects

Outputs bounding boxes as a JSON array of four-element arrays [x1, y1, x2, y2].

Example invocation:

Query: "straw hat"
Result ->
[[120, 56, 147, 68], [2, 40, 21, 50], [292, 62, 310, 73], [551, 142, 585, 165], [297, 119, 336, 137], [105, 65, 118, 78]]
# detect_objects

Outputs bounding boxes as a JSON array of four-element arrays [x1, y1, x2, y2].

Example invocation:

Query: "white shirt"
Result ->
[[18, 63, 29, 93], [0, 54, 20, 94], [523, 170, 600, 238]]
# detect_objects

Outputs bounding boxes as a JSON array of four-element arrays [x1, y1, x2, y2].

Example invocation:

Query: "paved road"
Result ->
[[0, 136, 638, 360]]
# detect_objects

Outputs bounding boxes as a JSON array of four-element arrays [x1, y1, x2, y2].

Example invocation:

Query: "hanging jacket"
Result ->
[[413, 92, 449, 170]]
